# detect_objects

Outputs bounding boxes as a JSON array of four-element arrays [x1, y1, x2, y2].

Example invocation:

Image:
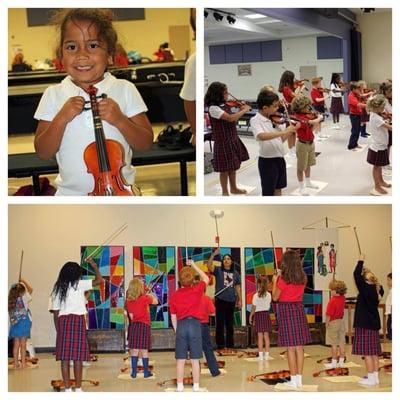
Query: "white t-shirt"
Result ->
[[368, 112, 389, 152], [180, 53, 196, 101], [330, 83, 343, 98], [34, 72, 148, 196], [252, 292, 272, 312], [208, 105, 225, 119], [385, 288, 392, 315], [384, 99, 392, 114], [51, 279, 93, 316], [250, 112, 286, 158]]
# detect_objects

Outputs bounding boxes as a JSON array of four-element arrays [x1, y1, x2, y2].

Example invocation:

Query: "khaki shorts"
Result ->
[[296, 141, 316, 171], [325, 318, 346, 345]]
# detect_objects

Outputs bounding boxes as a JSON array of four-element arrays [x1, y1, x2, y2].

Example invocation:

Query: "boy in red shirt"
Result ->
[[170, 260, 209, 391], [310, 77, 329, 139], [325, 280, 347, 368], [348, 81, 367, 150], [291, 95, 323, 196]]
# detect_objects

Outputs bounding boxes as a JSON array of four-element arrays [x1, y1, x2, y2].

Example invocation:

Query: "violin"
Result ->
[[51, 379, 100, 392], [378, 363, 392, 373], [269, 113, 302, 127], [237, 350, 258, 358], [216, 348, 238, 356], [316, 356, 346, 364], [294, 79, 309, 91], [90, 354, 98, 362], [83, 85, 135, 196], [313, 367, 349, 377], [157, 376, 193, 387], [203, 360, 225, 368], [380, 111, 392, 123], [317, 87, 331, 94], [120, 365, 155, 373], [362, 351, 391, 361], [226, 93, 251, 109], [248, 370, 290, 382]]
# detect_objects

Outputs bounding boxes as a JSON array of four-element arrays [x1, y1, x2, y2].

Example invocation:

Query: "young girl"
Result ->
[[204, 82, 250, 195], [358, 81, 375, 138], [125, 278, 158, 378], [329, 73, 345, 129], [51, 258, 102, 392], [325, 280, 347, 368], [8, 278, 33, 369], [34, 9, 153, 196], [249, 276, 273, 361], [379, 81, 392, 175], [366, 94, 392, 195], [352, 254, 382, 386], [272, 250, 311, 389], [291, 95, 323, 196], [278, 70, 302, 157], [170, 260, 210, 391]]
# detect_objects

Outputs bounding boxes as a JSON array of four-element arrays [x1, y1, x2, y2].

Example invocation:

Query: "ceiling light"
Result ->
[[213, 12, 224, 22], [244, 13, 266, 19], [227, 15, 236, 24]]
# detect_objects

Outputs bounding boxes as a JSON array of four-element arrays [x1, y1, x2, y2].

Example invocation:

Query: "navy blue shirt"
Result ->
[[213, 267, 241, 303]]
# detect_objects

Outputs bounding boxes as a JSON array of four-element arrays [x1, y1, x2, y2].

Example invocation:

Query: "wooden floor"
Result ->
[[8, 343, 391, 392]]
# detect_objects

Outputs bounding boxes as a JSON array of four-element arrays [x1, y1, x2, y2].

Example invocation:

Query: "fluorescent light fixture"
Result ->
[[244, 13, 266, 19]]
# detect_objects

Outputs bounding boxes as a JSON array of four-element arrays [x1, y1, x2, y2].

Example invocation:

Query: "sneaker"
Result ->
[[74, 388, 83, 392], [358, 377, 376, 386], [257, 355, 264, 361], [299, 187, 310, 196], [264, 354, 273, 361], [334, 125, 341, 130], [305, 181, 319, 189], [283, 381, 298, 390], [324, 362, 338, 369]]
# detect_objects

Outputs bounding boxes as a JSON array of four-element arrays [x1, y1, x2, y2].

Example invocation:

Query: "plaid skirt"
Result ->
[[127, 322, 151, 350], [276, 302, 312, 347], [254, 311, 272, 333], [330, 97, 344, 114], [352, 327, 382, 355], [212, 137, 249, 172], [55, 314, 89, 361], [367, 148, 389, 166]]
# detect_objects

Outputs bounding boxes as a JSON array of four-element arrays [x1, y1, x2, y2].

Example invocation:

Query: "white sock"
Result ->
[[64, 388, 72, 392], [258, 351, 263, 358], [296, 374, 302, 387], [374, 371, 379, 383], [74, 387, 83, 392], [193, 383, 200, 391], [305, 178, 312, 185], [331, 359, 338, 366], [338, 357, 345, 366], [290, 375, 297, 385], [299, 181, 305, 189], [264, 351, 270, 358], [368, 373, 375, 382], [177, 382, 184, 392]]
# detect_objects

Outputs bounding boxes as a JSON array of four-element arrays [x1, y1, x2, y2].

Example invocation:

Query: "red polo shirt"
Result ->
[[348, 92, 363, 115], [276, 277, 305, 302], [293, 113, 314, 141], [282, 86, 295, 103], [326, 295, 345, 321], [169, 281, 206, 321], [199, 295, 215, 324], [125, 295, 153, 325], [311, 88, 325, 106]]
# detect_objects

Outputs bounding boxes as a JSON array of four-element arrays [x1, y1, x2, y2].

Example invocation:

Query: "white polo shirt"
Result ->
[[179, 53, 196, 101], [34, 72, 148, 196], [252, 292, 272, 312], [368, 112, 389, 152], [250, 112, 286, 158]]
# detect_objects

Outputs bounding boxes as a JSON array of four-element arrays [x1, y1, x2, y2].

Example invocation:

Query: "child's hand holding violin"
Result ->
[[98, 97, 125, 126], [59, 96, 85, 123], [240, 103, 251, 113]]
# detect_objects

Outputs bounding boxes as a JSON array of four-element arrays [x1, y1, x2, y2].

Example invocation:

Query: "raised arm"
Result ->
[[207, 248, 219, 273], [189, 259, 210, 285], [19, 278, 33, 295], [86, 257, 103, 287], [272, 273, 281, 302], [353, 254, 365, 292]]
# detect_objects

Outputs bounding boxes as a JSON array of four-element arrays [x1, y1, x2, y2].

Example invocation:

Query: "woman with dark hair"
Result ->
[[330, 73, 345, 129], [207, 248, 241, 349], [51, 258, 103, 392]]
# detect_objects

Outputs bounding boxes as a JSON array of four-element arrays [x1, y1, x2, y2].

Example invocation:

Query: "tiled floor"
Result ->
[[204, 116, 392, 196], [8, 343, 391, 392]]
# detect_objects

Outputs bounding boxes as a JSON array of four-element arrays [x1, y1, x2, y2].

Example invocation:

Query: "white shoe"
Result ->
[[299, 187, 310, 196], [283, 381, 298, 390], [305, 181, 319, 189], [264, 354, 273, 361], [334, 125, 341, 130], [83, 361, 91, 367], [370, 188, 386, 196], [74, 388, 83, 392], [257, 355, 264, 361], [358, 377, 376, 386], [324, 362, 338, 369]]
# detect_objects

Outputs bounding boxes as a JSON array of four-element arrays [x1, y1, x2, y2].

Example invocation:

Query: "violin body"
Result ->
[[316, 356, 346, 364], [237, 350, 258, 358], [157, 376, 193, 387], [313, 367, 349, 378], [216, 348, 238, 356], [248, 370, 290, 382], [203, 360, 225, 368]]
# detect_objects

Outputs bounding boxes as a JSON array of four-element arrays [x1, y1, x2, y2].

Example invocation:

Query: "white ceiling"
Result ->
[[205, 8, 327, 45]]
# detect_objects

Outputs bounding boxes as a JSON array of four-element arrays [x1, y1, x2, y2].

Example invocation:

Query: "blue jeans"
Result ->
[[175, 317, 202, 359], [348, 115, 361, 149], [201, 324, 220, 376]]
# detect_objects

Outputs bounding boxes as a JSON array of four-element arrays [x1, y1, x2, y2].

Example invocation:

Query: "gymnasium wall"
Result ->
[[8, 204, 391, 347], [8, 8, 194, 69], [205, 35, 343, 100], [357, 11, 392, 84]]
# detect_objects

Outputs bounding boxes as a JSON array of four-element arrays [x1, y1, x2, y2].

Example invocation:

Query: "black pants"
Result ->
[[258, 157, 287, 196], [387, 314, 392, 340], [215, 298, 235, 348], [348, 115, 361, 149]]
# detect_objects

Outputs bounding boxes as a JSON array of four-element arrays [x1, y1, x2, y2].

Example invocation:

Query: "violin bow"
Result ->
[[353, 227, 362, 255], [183, 218, 189, 264], [84, 223, 128, 261], [270, 231, 278, 272], [18, 250, 24, 281]]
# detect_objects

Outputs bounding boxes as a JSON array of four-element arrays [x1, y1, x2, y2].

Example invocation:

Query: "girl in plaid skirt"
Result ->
[[125, 278, 158, 378], [272, 250, 311, 389], [205, 82, 250, 196], [249, 276, 273, 361], [352, 254, 382, 386], [51, 258, 103, 392]]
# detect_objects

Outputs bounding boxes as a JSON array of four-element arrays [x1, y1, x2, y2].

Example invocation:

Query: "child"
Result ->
[[8, 278, 33, 369], [51, 258, 103, 392], [198, 289, 221, 377], [379, 81, 392, 176], [352, 254, 382, 386], [34, 9, 153, 196], [385, 272, 392, 340], [250, 90, 299, 196], [310, 77, 329, 138], [358, 81, 375, 138], [170, 260, 210, 391], [347, 81, 366, 150], [329, 73, 345, 129], [272, 250, 312, 389], [278, 70, 301, 157], [249, 276, 273, 361], [125, 278, 158, 378], [366, 94, 392, 195], [291, 95, 323, 196], [325, 280, 347, 368], [204, 82, 250, 195]]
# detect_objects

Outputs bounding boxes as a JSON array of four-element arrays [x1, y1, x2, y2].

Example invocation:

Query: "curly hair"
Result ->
[[366, 94, 386, 113], [280, 250, 307, 285], [51, 261, 82, 304], [329, 280, 347, 295], [278, 70, 295, 92], [291, 94, 311, 113], [126, 277, 144, 300], [8, 283, 26, 314], [51, 8, 118, 59], [205, 82, 227, 107], [179, 266, 196, 287]]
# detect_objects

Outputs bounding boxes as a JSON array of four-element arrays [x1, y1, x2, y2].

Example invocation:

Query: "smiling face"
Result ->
[[61, 19, 111, 89]]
